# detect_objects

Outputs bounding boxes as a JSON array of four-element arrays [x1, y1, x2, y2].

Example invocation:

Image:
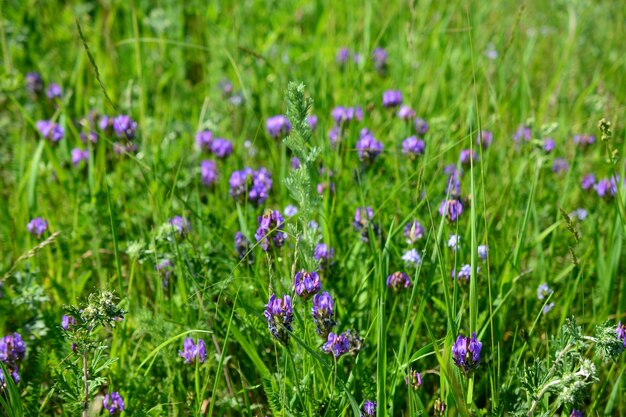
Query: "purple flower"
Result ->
[[331, 106, 363, 125], [322, 330, 362, 358], [581, 174, 596, 191], [284, 205, 298, 217], [476, 131, 493, 149], [25, 72, 43, 95], [542, 302, 555, 314], [595, 176, 620, 198], [413, 118, 429, 135], [372, 47, 388, 71], [307, 115, 318, 131], [0, 333, 26, 366], [61, 315, 77, 330], [439, 199, 463, 222], [113, 115, 137, 139], [336, 47, 350, 65], [36, 120, 64, 142], [397, 105, 416, 120], [291, 157, 301, 169], [211, 138, 233, 158], [353, 207, 374, 232], [513, 124, 531, 143], [405, 368, 422, 390], [201, 160, 218, 186], [356, 128, 383, 162], [448, 234, 460, 251], [328, 126, 341, 145], [255, 210, 286, 251], [312, 292, 336, 338], [99, 115, 113, 133], [0, 367, 20, 384], [229, 167, 273, 204], [542, 138, 555, 153], [178, 338, 207, 364], [169, 216, 191, 238], [616, 322, 626, 347], [570, 208, 587, 221], [266, 115, 291, 138], [103, 392, 125, 415], [552, 158, 569, 173], [71, 148, 89, 167], [454, 264, 473, 283], [444, 165, 462, 196], [570, 410, 583, 417], [404, 220, 425, 244], [294, 270, 321, 300], [46, 83, 62, 99], [196, 130, 214, 151], [478, 245, 488, 260], [402, 249, 422, 267], [537, 283, 553, 300], [27, 217, 48, 238], [402, 136, 425, 159], [264, 294, 293, 345], [387, 271, 411, 291], [382, 90, 403, 107], [362, 400, 376, 416], [452, 332, 482, 374], [459, 149, 478, 165], [314, 243, 335, 266], [573, 134, 595, 147]]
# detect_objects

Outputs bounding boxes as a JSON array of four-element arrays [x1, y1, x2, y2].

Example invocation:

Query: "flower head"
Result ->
[[405, 368, 422, 390], [537, 283, 553, 300], [372, 47, 388, 71], [266, 115, 291, 138], [196, 130, 214, 151], [25, 72, 43, 96], [27, 217, 48, 238], [312, 292, 336, 338], [581, 174, 596, 191], [113, 115, 137, 139], [103, 392, 125, 415], [387, 271, 411, 291], [169, 216, 191, 238], [382, 90, 402, 107], [211, 138, 233, 158], [459, 149, 478, 165], [71, 148, 89, 167], [452, 332, 482, 374], [413, 118, 429, 135], [397, 105, 415, 120], [314, 243, 335, 266], [454, 264, 473, 283], [476, 131, 493, 149], [513, 124, 531, 143], [336, 47, 350, 65], [362, 400, 376, 416], [0, 333, 26, 366], [542, 138, 555, 153], [331, 106, 363, 125], [573, 134, 595, 148], [552, 158, 569, 173], [616, 322, 626, 347], [229, 167, 273, 204], [307, 115, 318, 131], [402, 136, 425, 159], [36, 120, 64, 142], [234, 231, 251, 261], [201, 160, 218, 186], [356, 128, 383, 162], [439, 199, 463, 222], [402, 249, 422, 267], [570, 410, 583, 417], [178, 338, 207, 364], [255, 209, 286, 251], [46, 83, 62, 99], [264, 294, 293, 345], [322, 330, 362, 358], [294, 269, 321, 300], [478, 245, 488, 260], [448, 234, 461, 251], [61, 315, 77, 330], [404, 220, 425, 244], [284, 205, 298, 217]]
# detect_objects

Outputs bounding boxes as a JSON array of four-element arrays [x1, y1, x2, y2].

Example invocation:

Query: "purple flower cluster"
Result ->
[[356, 128, 383, 163], [512, 124, 531, 143], [266, 115, 291, 138], [229, 167, 273, 204], [61, 315, 77, 330], [103, 392, 125, 415], [382, 90, 403, 107], [570, 410, 583, 417], [362, 400, 376, 417], [294, 269, 321, 300], [552, 158, 569, 173], [402, 249, 422, 267], [573, 134, 595, 147], [584, 175, 623, 198], [46, 83, 62, 100], [0, 333, 26, 384], [179, 338, 207, 364], [402, 136, 425, 159], [439, 199, 463, 222], [312, 292, 336, 338], [372, 47, 388, 72], [476, 130, 493, 149], [353, 206, 380, 242], [196, 130, 233, 158], [314, 243, 335, 268], [617, 322, 626, 347], [201, 160, 218, 186], [478, 245, 488, 260], [454, 264, 473, 283], [414, 118, 429, 136], [322, 330, 362, 358], [264, 294, 293, 345], [332, 106, 364, 125], [444, 164, 462, 196], [113, 115, 138, 139], [405, 368, 423, 390], [307, 115, 318, 131], [452, 332, 482, 374], [254, 210, 286, 251], [27, 217, 48, 238], [404, 220, 425, 244], [542, 138, 555, 153], [169, 216, 191, 238], [537, 283, 553, 300], [71, 148, 89, 167], [397, 105, 416, 120], [156, 259, 173, 288], [387, 271, 411, 291], [459, 149, 478, 165], [36, 120, 64, 142]]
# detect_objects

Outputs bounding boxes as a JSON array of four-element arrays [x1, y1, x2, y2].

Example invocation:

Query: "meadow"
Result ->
[[0, 0, 625, 416]]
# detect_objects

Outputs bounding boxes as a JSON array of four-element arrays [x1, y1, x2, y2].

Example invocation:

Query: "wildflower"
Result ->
[[322, 330, 362, 358], [542, 302, 555, 314], [594, 177, 617, 198], [448, 234, 460, 251], [178, 338, 207, 364], [513, 124, 531, 143], [353, 207, 379, 242], [294, 270, 321, 300], [0, 333, 26, 365], [284, 205, 298, 217], [291, 156, 301, 169], [570, 208, 587, 221], [113, 115, 137, 139], [397, 105, 415, 120], [459, 149, 478, 165], [616, 322, 626, 347], [444, 165, 462, 196], [46, 83, 62, 99], [439, 199, 463, 222], [234, 231, 251, 260], [169, 216, 191, 238], [581, 174, 596, 191], [387, 271, 411, 291], [478, 245, 488, 260], [434, 398, 446, 416], [542, 138, 555, 153], [404, 220, 425, 244], [570, 410, 583, 417], [382, 90, 402, 107], [25, 72, 43, 96], [405, 368, 422, 390], [196, 130, 214, 151], [476, 130, 493, 149], [356, 128, 383, 162], [402, 249, 422, 267], [413, 118, 429, 135], [308, 220, 319, 230], [211, 138, 233, 158], [331, 106, 363, 125], [103, 392, 125, 415], [254, 210, 286, 251], [36, 120, 64, 142], [71, 148, 89, 167], [314, 243, 335, 266], [307, 115, 318, 131], [452, 332, 482, 374], [336, 47, 350, 65], [200, 160, 218, 186], [402, 136, 425, 159], [61, 315, 77, 330], [266, 115, 291, 138], [229, 167, 273, 204], [312, 292, 336, 338], [99, 115, 113, 133], [27, 217, 48, 238], [372, 47, 388, 71], [537, 283, 553, 300], [0, 367, 20, 384], [264, 294, 293, 345], [362, 400, 376, 416], [454, 264, 473, 283], [573, 134, 595, 147], [552, 158, 569, 173], [328, 126, 341, 145]]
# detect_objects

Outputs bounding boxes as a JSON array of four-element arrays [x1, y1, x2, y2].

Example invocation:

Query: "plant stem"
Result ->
[[82, 349, 89, 417]]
